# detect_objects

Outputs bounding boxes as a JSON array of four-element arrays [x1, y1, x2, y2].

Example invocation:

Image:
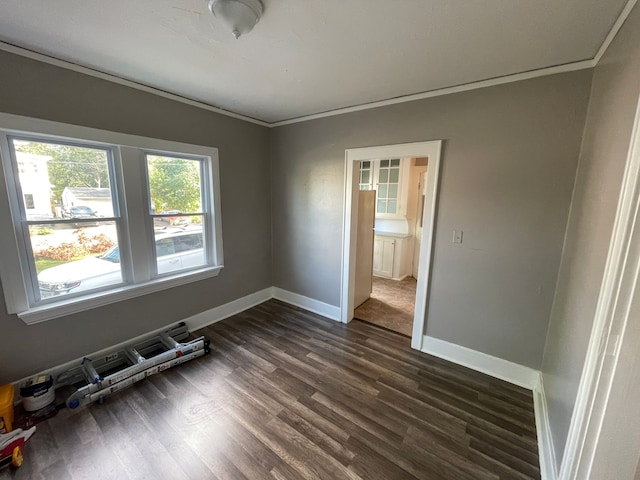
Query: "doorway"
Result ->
[[352, 159, 427, 336], [340, 141, 442, 350]]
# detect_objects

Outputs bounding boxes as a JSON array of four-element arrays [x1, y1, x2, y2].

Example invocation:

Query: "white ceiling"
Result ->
[[0, 0, 631, 124]]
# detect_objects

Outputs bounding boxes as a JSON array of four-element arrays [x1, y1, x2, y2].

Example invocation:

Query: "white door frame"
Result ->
[[560, 95, 640, 479], [340, 140, 442, 350]]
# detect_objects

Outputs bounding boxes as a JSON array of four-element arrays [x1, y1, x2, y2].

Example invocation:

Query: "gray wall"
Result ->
[[0, 51, 272, 383], [541, 5, 640, 466], [590, 281, 640, 480], [271, 71, 592, 369]]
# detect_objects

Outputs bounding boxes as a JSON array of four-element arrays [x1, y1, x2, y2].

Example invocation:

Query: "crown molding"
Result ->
[[270, 60, 595, 127], [0, 0, 635, 128], [0, 41, 270, 128], [593, 0, 637, 65]]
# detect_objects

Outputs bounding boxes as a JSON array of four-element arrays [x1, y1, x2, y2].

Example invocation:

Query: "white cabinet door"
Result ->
[[373, 237, 395, 277]]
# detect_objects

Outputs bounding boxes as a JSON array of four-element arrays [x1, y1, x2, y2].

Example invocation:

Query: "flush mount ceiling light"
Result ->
[[207, 0, 264, 39]]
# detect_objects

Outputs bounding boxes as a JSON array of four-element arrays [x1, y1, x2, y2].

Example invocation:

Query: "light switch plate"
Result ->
[[453, 230, 463, 243]]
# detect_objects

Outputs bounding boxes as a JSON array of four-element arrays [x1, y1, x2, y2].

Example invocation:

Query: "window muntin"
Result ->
[[0, 117, 223, 323]]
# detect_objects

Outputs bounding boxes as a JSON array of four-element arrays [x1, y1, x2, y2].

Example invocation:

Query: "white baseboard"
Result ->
[[183, 287, 273, 331], [421, 335, 540, 390], [534, 373, 558, 480], [10, 287, 273, 401], [11, 287, 339, 399], [10, 285, 555, 480], [421, 336, 555, 478], [271, 287, 341, 321]]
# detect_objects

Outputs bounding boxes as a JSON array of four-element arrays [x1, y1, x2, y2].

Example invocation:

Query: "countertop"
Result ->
[[374, 231, 411, 239]]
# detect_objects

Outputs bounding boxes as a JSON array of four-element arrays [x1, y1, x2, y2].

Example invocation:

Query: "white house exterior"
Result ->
[[16, 152, 52, 220]]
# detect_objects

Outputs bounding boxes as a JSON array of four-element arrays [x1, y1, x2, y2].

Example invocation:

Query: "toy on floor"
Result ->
[[0, 384, 36, 469], [0, 427, 36, 469]]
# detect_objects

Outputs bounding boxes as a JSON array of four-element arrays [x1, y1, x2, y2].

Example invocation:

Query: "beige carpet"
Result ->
[[354, 276, 416, 337]]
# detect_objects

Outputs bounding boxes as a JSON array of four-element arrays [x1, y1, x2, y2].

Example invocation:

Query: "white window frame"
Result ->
[[0, 113, 224, 325]]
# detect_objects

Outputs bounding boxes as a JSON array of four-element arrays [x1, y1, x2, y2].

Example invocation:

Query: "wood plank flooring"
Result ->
[[1, 300, 540, 480]]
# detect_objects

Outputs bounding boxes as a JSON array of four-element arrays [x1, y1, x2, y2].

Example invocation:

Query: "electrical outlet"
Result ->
[[453, 230, 463, 244]]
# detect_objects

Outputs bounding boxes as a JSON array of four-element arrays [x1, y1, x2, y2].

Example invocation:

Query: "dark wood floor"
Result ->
[[2, 300, 540, 480]]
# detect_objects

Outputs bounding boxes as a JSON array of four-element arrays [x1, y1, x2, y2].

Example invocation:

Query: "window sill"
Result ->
[[18, 265, 223, 325]]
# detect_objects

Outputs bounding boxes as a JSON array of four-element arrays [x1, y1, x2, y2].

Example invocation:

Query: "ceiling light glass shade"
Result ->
[[208, 0, 263, 39]]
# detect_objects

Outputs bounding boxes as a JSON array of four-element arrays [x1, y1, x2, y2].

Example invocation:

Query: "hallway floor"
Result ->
[[354, 276, 417, 337]]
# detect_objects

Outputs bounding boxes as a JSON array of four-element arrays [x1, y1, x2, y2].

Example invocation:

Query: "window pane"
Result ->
[[389, 184, 398, 199], [34, 221, 121, 300], [147, 155, 202, 214], [390, 159, 400, 167], [380, 159, 389, 167], [388, 200, 397, 213], [362, 161, 370, 168], [379, 169, 389, 183], [361, 170, 370, 184], [24, 194, 35, 210], [378, 185, 388, 199], [154, 226, 205, 275], [377, 200, 387, 213], [390, 168, 399, 183], [11, 139, 113, 221]]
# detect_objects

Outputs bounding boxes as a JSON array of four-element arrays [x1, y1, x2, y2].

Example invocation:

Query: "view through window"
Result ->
[[11, 138, 123, 298], [0, 126, 221, 320], [147, 154, 207, 275]]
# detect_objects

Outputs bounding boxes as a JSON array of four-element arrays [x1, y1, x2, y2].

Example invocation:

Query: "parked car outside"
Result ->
[[153, 210, 191, 228], [61, 205, 99, 227], [62, 206, 98, 219], [38, 227, 205, 298]]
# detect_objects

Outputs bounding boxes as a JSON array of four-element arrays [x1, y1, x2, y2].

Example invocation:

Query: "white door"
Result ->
[[354, 190, 375, 308], [412, 170, 427, 279]]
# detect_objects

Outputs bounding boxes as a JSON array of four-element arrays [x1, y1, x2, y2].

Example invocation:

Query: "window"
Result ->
[[358, 158, 405, 216], [359, 161, 373, 190], [0, 114, 223, 324], [377, 158, 400, 214], [24, 194, 34, 209], [146, 154, 207, 275]]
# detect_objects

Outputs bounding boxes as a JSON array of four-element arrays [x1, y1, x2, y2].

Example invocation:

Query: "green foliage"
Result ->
[[147, 156, 202, 213], [35, 257, 68, 274], [29, 226, 53, 236], [15, 141, 109, 205], [15, 142, 202, 215]]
